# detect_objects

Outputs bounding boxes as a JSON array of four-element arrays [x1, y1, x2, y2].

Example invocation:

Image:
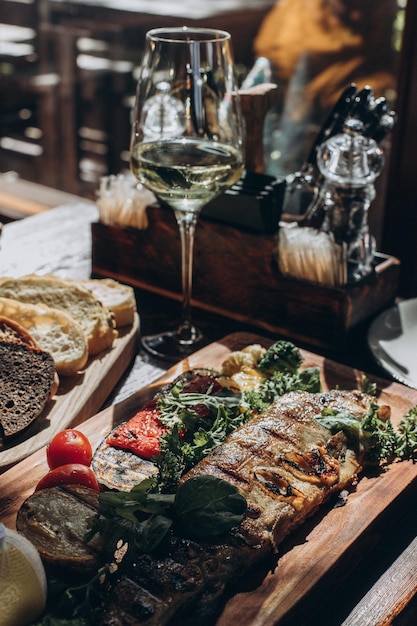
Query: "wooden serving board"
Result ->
[[0, 314, 140, 472], [1, 332, 417, 626]]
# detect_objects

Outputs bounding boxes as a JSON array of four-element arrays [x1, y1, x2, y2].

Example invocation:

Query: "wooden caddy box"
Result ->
[[91, 203, 400, 353]]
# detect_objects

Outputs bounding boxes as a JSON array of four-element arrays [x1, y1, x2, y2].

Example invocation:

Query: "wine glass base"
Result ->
[[141, 329, 206, 362]]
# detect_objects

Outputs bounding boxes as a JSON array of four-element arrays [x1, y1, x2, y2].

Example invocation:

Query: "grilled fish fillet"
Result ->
[[184, 389, 365, 552], [101, 389, 370, 625]]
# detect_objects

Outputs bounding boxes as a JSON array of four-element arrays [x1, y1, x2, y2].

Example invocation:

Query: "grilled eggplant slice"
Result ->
[[16, 485, 104, 573], [17, 389, 372, 625], [100, 390, 368, 625], [91, 437, 158, 491], [92, 368, 223, 490]]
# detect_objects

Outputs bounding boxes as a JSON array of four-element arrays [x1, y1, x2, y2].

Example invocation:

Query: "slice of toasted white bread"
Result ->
[[80, 278, 136, 328], [0, 297, 88, 376], [0, 341, 57, 440], [0, 275, 118, 355]]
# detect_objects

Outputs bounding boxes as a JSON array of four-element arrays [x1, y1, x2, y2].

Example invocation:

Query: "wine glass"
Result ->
[[130, 27, 245, 361]]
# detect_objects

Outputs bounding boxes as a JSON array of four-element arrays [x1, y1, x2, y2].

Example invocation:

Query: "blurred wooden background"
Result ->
[[1, 0, 417, 297], [0, 0, 274, 196]]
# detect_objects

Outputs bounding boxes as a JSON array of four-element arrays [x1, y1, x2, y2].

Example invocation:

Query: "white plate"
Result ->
[[368, 298, 417, 389]]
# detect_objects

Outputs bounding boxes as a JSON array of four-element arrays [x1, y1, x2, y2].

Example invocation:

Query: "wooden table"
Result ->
[[0, 177, 416, 626]]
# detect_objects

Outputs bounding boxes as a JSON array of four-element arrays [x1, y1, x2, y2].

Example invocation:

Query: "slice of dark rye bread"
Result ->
[[0, 314, 60, 391], [0, 341, 58, 440]]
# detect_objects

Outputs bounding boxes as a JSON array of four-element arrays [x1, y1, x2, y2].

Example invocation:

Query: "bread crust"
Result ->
[[0, 315, 60, 394], [0, 297, 88, 376], [0, 341, 57, 439], [80, 278, 136, 328], [0, 274, 118, 355], [0, 315, 40, 348]]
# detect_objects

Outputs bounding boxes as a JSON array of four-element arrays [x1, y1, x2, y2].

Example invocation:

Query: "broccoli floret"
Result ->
[[258, 340, 303, 375]]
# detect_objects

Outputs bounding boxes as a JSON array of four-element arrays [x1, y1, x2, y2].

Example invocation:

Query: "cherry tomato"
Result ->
[[35, 463, 99, 492], [46, 429, 93, 469]]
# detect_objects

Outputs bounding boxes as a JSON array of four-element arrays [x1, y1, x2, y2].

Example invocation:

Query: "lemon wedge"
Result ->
[[0, 522, 47, 626]]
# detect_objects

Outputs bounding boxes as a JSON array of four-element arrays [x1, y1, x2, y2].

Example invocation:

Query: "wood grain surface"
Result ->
[[0, 314, 140, 472], [91, 209, 400, 355], [1, 331, 416, 626]]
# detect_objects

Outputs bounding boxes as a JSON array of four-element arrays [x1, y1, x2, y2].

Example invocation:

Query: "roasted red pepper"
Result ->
[[106, 400, 167, 459], [106, 375, 223, 460]]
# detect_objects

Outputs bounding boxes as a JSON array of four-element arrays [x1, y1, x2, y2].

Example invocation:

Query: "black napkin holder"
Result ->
[[201, 171, 285, 234]]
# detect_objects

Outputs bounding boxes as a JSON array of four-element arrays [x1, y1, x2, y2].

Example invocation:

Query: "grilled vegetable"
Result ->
[[95, 343, 321, 493], [98, 389, 369, 625], [19, 385, 417, 625], [257, 340, 303, 375], [105, 399, 169, 460]]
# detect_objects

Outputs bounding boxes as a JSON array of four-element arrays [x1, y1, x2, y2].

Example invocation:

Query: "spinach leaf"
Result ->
[[98, 481, 174, 521], [316, 403, 399, 463], [133, 514, 173, 553], [174, 475, 247, 540], [316, 409, 362, 438]]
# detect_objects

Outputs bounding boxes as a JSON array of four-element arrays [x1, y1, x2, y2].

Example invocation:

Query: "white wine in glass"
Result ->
[[130, 27, 245, 361]]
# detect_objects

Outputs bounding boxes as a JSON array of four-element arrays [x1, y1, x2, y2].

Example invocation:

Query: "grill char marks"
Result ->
[[101, 537, 246, 626], [185, 390, 368, 551], [101, 390, 370, 625]]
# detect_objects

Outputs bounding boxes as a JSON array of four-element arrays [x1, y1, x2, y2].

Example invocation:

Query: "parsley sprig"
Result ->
[[244, 366, 321, 411], [154, 386, 251, 491], [397, 405, 417, 461]]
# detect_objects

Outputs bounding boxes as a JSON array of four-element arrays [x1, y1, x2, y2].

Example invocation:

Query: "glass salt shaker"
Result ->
[[316, 118, 384, 282]]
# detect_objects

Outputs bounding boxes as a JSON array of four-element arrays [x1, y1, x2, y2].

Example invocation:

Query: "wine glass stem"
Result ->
[[174, 210, 201, 345]]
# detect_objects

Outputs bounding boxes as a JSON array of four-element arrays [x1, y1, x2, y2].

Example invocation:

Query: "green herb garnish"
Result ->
[[245, 366, 321, 410], [152, 345, 321, 491], [360, 375, 378, 396], [94, 474, 247, 555], [154, 387, 251, 490], [396, 405, 417, 461], [316, 402, 417, 464]]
